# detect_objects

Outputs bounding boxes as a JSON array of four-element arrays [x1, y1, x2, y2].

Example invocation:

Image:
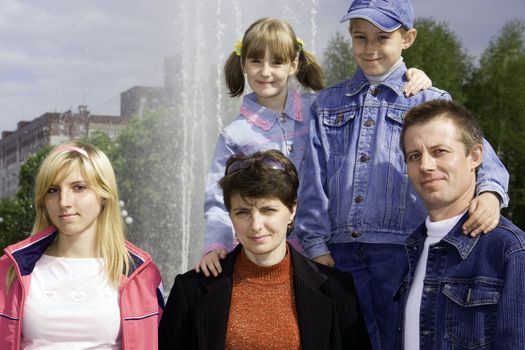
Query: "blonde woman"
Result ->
[[0, 141, 163, 349]]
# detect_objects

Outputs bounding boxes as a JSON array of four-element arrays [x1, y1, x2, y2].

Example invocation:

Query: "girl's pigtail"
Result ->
[[295, 50, 325, 92], [224, 51, 245, 97]]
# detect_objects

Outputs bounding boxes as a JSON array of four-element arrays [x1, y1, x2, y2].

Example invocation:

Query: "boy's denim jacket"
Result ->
[[394, 214, 525, 349], [203, 89, 316, 254], [295, 63, 509, 259]]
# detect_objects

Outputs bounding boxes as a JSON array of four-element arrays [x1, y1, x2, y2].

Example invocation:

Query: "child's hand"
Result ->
[[404, 68, 432, 97], [312, 253, 336, 267], [462, 192, 501, 237], [195, 248, 228, 277]]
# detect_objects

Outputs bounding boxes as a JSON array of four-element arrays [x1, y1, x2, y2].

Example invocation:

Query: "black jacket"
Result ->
[[159, 244, 371, 349]]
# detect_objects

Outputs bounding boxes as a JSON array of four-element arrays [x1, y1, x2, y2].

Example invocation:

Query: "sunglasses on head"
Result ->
[[226, 155, 286, 175]]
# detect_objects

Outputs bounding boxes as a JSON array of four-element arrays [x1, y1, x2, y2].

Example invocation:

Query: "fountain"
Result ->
[[127, 0, 322, 288]]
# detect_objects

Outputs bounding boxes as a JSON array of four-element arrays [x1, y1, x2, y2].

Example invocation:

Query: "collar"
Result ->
[[5, 226, 146, 277], [5, 226, 58, 276], [345, 62, 408, 98], [442, 213, 481, 259], [240, 88, 303, 131], [406, 213, 480, 260]]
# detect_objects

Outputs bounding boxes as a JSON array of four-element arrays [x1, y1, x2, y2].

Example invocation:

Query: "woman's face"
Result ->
[[229, 194, 296, 266], [44, 167, 102, 240]]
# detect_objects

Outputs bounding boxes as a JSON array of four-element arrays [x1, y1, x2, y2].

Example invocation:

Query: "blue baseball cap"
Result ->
[[340, 0, 414, 32]]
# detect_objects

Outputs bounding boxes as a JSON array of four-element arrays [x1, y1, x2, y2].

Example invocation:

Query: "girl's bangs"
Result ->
[[245, 32, 295, 63]]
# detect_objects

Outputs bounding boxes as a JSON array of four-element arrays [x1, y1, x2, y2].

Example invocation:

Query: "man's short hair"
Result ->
[[400, 99, 484, 156]]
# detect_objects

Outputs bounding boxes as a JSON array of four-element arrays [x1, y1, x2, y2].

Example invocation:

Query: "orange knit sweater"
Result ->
[[225, 248, 301, 350]]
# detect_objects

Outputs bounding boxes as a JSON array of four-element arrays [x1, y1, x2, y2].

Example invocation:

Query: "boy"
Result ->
[[294, 0, 509, 348]]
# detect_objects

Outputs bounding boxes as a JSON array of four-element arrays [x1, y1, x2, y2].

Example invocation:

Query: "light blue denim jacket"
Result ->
[[203, 88, 316, 254], [394, 214, 525, 349], [295, 63, 509, 259]]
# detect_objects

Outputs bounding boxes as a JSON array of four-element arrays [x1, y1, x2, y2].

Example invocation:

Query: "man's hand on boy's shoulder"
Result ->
[[404, 68, 432, 97]]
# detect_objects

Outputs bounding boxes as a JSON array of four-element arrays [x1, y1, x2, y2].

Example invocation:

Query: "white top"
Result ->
[[404, 213, 464, 350], [21, 255, 121, 350]]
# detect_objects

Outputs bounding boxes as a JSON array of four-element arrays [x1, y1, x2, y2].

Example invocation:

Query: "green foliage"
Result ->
[[110, 108, 185, 264], [322, 31, 356, 86], [0, 146, 51, 251], [465, 20, 525, 226], [0, 198, 26, 250], [404, 18, 473, 102], [81, 130, 114, 155]]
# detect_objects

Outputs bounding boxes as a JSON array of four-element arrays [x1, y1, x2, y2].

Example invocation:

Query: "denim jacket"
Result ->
[[203, 88, 316, 254], [294, 63, 509, 259], [394, 214, 525, 349]]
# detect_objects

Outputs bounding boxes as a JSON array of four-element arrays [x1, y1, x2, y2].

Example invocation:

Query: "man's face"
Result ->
[[403, 117, 482, 219]]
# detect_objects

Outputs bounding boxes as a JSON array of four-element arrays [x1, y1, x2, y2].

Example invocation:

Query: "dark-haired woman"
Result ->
[[159, 149, 371, 349]]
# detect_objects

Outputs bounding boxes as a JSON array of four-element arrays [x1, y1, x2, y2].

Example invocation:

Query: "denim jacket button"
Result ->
[[371, 86, 380, 96], [351, 231, 361, 238], [288, 144, 295, 153], [363, 119, 375, 127], [355, 196, 364, 203], [279, 115, 286, 123], [360, 154, 370, 162]]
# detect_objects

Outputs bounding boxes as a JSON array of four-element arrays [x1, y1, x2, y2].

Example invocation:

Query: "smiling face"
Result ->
[[349, 18, 416, 76], [243, 49, 298, 112], [44, 167, 102, 240], [229, 194, 296, 266], [404, 117, 483, 221]]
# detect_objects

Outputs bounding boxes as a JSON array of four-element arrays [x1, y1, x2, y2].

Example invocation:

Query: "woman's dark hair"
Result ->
[[219, 149, 299, 234]]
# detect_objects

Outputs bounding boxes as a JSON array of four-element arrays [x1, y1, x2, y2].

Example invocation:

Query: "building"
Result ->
[[120, 86, 170, 119], [0, 106, 127, 198]]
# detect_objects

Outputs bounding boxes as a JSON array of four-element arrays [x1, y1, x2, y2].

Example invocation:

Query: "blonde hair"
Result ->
[[8, 141, 130, 288], [224, 17, 325, 97]]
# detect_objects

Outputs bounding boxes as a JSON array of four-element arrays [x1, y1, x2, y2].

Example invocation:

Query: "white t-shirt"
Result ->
[[21, 255, 121, 350], [404, 213, 464, 350]]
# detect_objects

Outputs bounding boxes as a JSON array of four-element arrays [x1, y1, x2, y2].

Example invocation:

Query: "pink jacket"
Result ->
[[0, 226, 164, 349]]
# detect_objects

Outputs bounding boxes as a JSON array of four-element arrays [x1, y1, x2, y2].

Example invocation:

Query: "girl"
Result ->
[[0, 141, 163, 349], [198, 17, 431, 276]]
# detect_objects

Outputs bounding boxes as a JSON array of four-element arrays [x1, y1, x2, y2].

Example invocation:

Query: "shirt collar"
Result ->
[[240, 88, 303, 131], [345, 62, 408, 97], [442, 213, 481, 259], [406, 213, 480, 260]]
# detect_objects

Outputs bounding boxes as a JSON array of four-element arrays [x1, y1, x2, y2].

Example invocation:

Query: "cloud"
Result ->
[[0, 0, 523, 133]]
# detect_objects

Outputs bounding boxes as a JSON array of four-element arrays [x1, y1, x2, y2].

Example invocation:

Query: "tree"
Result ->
[[404, 18, 473, 102], [0, 146, 51, 251], [465, 20, 525, 226], [322, 31, 356, 86], [110, 108, 192, 279], [0, 198, 25, 250]]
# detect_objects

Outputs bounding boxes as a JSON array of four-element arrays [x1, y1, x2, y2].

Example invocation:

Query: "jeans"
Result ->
[[330, 242, 407, 350]]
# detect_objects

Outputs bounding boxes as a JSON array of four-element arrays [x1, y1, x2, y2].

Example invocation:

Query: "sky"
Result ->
[[0, 0, 523, 135]]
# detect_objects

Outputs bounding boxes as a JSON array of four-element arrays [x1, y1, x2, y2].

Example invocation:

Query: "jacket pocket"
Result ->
[[443, 279, 502, 349], [320, 109, 356, 156]]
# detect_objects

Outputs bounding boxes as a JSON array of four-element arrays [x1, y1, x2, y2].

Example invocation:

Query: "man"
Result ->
[[397, 99, 525, 349]]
